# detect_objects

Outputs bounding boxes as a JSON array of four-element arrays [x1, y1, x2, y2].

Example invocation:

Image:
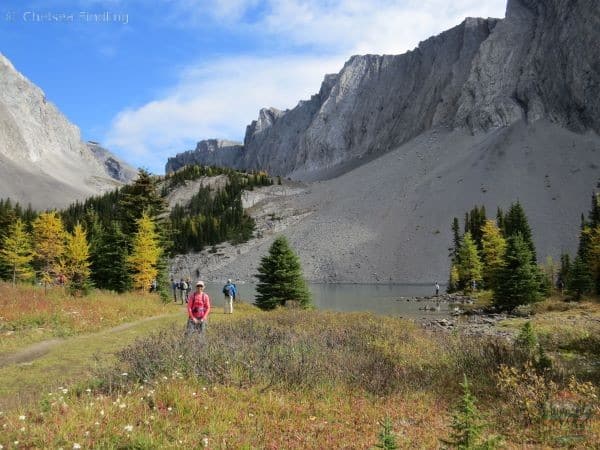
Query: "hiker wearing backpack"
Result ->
[[184, 278, 192, 303], [186, 280, 211, 334], [222, 279, 237, 314]]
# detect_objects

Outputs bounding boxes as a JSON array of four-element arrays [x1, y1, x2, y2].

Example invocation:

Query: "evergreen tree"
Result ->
[[255, 236, 311, 310], [374, 417, 399, 450], [449, 217, 461, 262], [493, 234, 541, 311], [568, 255, 593, 300], [0, 219, 34, 285], [466, 206, 486, 251], [587, 225, 600, 293], [127, 213, 162, 292], [64, 223, 92, 295], [118, 169, 166, 236], [457, 232, 483, 292], [588, 192, 600, 227], [447, 218, 462, 293], [92, 221, 131, 292], [496, 207, 505, 234], [558, 253, 571, 291], [503, 202, 536, 262], [32, 212, 66, 291], [480, 220, 506, 291], [441, 375, 500, 449]]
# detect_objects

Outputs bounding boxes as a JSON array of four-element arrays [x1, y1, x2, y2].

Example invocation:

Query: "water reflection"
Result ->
[[204, 282, 450, 318]]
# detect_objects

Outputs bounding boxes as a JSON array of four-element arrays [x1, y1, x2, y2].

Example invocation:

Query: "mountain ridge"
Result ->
[[0, 52, 136, 208], [166, 0, 599, 179]]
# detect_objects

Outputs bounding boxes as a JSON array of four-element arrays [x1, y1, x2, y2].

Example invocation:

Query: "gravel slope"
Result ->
[[171, 120, 599, 284]]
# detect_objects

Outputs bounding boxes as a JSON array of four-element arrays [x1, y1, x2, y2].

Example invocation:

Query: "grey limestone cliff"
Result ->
[[87, 141, 138, 184], [166, 0, 599, 179], [165, 139, 244, 174], [0, 53, 130, 208]]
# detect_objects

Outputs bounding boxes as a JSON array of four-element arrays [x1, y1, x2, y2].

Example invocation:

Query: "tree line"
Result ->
[[448, 192, 600, 310], [0, 166, 273, 297]]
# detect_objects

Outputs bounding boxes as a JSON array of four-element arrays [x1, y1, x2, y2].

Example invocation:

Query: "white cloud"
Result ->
[[106, 0, 508, 173], [105, 55, 344, 173]]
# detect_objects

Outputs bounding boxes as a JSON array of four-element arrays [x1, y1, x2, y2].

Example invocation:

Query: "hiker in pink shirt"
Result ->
[[186, 280, 211, 334]]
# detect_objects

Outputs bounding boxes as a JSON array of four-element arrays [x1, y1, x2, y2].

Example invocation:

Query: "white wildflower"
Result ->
[[95, 422, 100, 426], [202, 437, 209, 447], [167, 407, 172, 411], [121, 372, 128, 377], [18, 415, 25, 421], [124, 425, 133, 432], [119, 403, 126, 409], [62, 388, 68, 394], [20, 427, 25, 432], [100, 409, 105, 416], [73, 444, 81, 449]]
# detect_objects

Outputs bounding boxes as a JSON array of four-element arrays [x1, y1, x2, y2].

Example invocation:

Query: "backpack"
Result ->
[[223, 285, 232, 296], [182, 281, 188, 290]]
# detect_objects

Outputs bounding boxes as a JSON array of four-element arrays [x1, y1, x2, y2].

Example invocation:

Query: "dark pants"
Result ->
[[186, 318, 206, 335]]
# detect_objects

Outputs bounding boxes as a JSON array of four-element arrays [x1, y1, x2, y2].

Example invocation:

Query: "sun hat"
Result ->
[[196, 280, 205, 287]]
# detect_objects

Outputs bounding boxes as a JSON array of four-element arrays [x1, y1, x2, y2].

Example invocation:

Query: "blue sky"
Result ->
[[0, 0, 506, 174]]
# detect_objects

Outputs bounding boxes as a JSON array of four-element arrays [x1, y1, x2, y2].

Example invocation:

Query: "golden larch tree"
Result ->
[[64, 223, 92, 295], [481, 219, 507, 290], [127, 213, 161, 292], [0, 218, 35, 285], [32, 212, 66, 290]]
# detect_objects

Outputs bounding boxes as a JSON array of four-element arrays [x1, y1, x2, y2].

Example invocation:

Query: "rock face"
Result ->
[[0, 53, 129, 208], [86, 142, 137, 184], [166, 0, 599, 179], [165, 139, 244, 174]]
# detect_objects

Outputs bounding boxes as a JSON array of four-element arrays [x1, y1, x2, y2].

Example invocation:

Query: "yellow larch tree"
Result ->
[[481, 219, 507, 291], [64, 223, 92, 295], [127, 212, 161, 292], [0, 218, 35, 285], [32, 212, 66, 291]]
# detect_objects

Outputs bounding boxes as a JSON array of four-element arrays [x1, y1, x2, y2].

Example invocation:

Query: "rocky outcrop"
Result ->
[[86, 142, 138, 183], [0, 53, 128, 208], [165, 139, 243, 174], [167, 0, 599, 179]]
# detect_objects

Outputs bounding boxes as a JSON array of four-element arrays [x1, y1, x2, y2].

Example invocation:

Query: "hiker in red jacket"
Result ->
[[186, 280, 211, 334]]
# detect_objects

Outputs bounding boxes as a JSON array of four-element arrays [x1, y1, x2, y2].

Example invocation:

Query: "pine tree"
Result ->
[[480, 220, 506, 291], [568, 255, 593, 300], [255, 236, 312, 310], [503, 202, 536, 262], [118, 169, 166, 236], [127, 213, 162, 292], [32, 212, 66, 291], [448, 218, 462, 293], [457, 232, 483, 292], [64, 223, 92, 295], [587, 225, 600, 293], [0, 219, 34, 285], [441, 375, 499, 449], [558, 253, 571, 291], [493, 234, 541, 311], [92, 221, 131, 292], [374, 417, 399, 450], [496, 207, 505, 234], [588, 192, 600, 227]]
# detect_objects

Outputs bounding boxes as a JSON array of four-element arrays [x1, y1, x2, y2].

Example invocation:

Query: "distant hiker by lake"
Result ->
[[186, 280, 211, 334], [223, 278, 237, 314], [435, 282, 440, 296]]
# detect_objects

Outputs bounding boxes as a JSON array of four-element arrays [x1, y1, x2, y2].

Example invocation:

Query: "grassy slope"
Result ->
[[0, 283, 174, 355], [0, 287, 598, 448]]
